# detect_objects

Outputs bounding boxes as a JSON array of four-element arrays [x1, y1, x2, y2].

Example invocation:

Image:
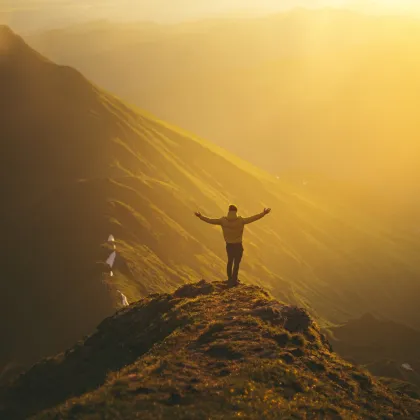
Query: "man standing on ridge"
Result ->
[[195, 205, 271, 286]]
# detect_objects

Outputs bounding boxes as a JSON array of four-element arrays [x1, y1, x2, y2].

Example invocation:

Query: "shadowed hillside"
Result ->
[[329, 313, 420, 386], [1, 280, 420, 420], [0, 24, 117, 368], [1, 26, 420, 376]]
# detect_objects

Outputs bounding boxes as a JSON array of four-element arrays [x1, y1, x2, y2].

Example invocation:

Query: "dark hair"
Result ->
[[229, 204, 238, 212]]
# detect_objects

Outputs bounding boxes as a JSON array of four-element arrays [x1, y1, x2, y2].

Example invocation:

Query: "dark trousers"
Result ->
[[226, 243, 244, 281]]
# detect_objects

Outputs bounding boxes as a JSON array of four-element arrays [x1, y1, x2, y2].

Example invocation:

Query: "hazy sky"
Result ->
[[1, 0, 420, 32]]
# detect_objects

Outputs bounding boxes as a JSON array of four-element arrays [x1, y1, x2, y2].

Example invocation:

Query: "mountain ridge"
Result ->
[[1, 280, 419, 420]]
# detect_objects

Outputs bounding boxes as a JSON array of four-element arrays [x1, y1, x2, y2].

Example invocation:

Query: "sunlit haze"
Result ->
[[2, 0, 420, 32]]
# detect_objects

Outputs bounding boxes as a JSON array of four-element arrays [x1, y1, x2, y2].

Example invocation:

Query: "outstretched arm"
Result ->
[[194, 212, 222, 225], [243, 208, 271, 225]]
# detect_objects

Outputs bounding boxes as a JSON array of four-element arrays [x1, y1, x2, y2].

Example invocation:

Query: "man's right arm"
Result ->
[[195, 212, 222, 225]]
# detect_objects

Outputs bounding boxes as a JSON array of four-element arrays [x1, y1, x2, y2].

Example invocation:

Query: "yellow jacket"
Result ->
[[198, 210, 266, 244]]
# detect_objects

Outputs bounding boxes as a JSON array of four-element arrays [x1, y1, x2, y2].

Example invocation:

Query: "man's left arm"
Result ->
[[242, 208, 271, 225]]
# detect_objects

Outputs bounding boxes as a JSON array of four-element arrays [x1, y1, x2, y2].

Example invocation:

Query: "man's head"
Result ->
[[229, 204, 238, 213]]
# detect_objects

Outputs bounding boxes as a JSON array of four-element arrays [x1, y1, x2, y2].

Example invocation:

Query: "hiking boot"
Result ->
[[228, 278, 240, 287]]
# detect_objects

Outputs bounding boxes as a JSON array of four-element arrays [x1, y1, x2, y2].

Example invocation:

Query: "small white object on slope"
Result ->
[[106, 251, 116, 268], [401, 363, 414, 372], [108, 234, 116, 249], [117, 290, 129, 307]]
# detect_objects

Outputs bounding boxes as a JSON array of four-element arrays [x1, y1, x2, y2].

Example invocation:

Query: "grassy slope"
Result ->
[[90, 95, 420, 329], [1, 26, 420, 370], [1, 280, 419, 420]]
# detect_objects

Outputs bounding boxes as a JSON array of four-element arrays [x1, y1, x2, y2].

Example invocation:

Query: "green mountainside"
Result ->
[[0, 26, 419, 380], [1, 281, 419, 419]]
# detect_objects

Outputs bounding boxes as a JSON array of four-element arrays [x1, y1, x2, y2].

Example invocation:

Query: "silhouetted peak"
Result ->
[[0, 25, 16, 38], [0, 26, 100, 116], [0, 26, 26, 51], [0, 25, 50, 64]]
